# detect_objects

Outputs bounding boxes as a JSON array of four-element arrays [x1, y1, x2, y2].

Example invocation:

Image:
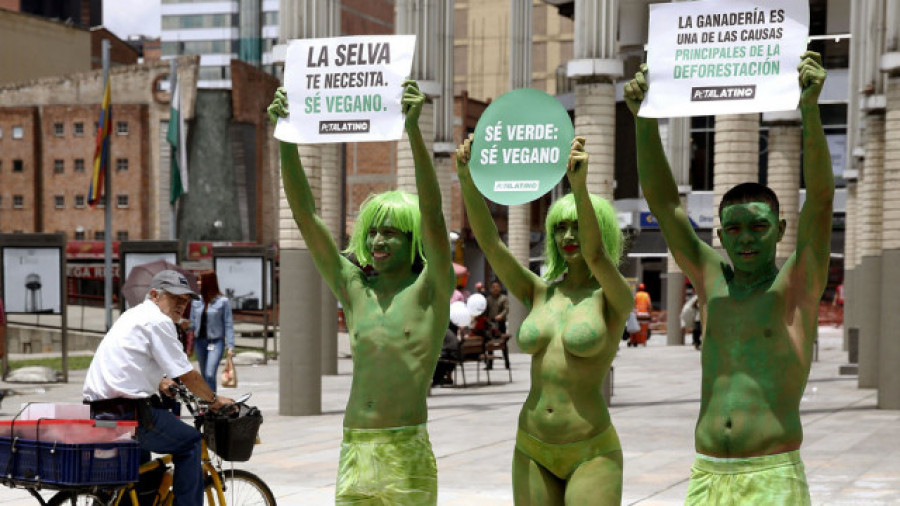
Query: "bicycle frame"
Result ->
[[110, 435, 228, 506]]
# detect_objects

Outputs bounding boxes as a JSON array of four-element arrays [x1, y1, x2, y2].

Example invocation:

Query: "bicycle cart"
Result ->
[[2, 388, 275, 506]]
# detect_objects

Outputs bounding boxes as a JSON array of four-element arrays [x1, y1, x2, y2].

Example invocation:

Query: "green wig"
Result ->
[[344, 190, 424, 268], [542, 193, 623, 281]]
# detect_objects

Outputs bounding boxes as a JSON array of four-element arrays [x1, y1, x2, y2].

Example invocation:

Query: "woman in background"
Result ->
[[190, 270, 234, 392]]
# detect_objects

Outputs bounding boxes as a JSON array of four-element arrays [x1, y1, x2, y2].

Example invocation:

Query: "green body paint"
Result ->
[[625, 53, 834, 464], [457, 135, 632, 504], [269, 81, 455, 431]]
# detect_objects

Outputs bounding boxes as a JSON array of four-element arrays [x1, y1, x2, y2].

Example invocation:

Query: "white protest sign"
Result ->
[[640, 0, 809, 118], [274, 35, 416, 144]]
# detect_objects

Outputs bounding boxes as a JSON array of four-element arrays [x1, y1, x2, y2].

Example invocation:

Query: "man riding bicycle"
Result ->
[[83, 270, 235, 506]]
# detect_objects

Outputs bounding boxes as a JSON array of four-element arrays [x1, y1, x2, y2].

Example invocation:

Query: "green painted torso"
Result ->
[[342, 269, 448, 429], [517, 283, 616, 444], [695, 269, 816, 457]]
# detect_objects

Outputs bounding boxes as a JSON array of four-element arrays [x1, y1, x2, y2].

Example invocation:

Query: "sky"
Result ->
[[103, 0, 161, 39]]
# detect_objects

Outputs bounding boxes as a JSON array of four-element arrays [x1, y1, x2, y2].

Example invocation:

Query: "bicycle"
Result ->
[[44, 385, 276, 506]]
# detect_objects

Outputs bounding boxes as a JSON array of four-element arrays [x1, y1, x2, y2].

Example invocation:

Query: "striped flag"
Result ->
[[168, 65, 188, 204], [88, 76, 112, 207]]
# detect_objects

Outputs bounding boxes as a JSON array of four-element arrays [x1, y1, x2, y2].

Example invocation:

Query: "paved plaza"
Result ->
[[1, 325, 898, 505]]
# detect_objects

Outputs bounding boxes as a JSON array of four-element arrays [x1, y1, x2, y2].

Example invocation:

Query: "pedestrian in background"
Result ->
[[485, 280, 509, 335], [630, 283, 652, 346], [190, 270, 234, 393]]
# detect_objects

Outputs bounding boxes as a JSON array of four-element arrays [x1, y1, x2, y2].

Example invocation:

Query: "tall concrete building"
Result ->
[[160, 0, 280, 88]]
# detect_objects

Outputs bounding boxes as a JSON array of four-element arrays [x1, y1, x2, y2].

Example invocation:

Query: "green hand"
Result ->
[[624, 64, 649, 117], [798, 51, 826, 107], [566, 136, 588, 189], [267, 87, 288, 126], [401, 80, 424, 128], [455, 133, 474, 178]]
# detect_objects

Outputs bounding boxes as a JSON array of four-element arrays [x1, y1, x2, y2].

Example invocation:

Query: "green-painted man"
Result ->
[[268, 81, 455, 505], [624, 51, 832, 505]]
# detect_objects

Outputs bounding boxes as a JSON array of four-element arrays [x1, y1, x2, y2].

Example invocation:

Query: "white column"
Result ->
[[764, 113, 802, 264], [858, 112, 885, 389], [878, 72, 900, 408], [712, 114, 760, 248], [276, 0, 340, 415], [320, 143, 341, 375], [505, 0, 534, 343]]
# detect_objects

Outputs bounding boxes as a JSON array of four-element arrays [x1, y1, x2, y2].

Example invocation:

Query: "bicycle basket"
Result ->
[[203, 404, 262, 462]]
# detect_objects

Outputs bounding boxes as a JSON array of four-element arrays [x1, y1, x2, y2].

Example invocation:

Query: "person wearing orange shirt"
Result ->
[[630, 283, 652, 347]]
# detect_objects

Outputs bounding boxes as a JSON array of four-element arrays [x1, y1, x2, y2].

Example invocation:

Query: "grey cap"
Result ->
[[150, 270, 200, 300]]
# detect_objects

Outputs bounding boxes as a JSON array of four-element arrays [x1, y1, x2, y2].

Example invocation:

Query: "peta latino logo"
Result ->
[[494, 181, 539, 192], [690, 85, 756, 101]]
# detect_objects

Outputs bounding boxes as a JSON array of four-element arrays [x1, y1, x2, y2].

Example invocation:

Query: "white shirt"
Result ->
[[83, 299, 194, 401]]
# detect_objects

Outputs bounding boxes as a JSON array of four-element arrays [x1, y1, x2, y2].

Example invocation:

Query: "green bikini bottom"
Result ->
[[335, 424, 437, 506], [515, 425, 622, 480], [685, 450, 811, 506]]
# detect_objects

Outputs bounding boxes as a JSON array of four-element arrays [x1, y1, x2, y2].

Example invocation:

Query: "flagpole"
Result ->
[[102, 39, 113, 330], [169, 59, 177, 240]]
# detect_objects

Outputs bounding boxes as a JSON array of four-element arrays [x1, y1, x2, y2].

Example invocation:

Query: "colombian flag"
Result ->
[[88, 77, 111, 208]]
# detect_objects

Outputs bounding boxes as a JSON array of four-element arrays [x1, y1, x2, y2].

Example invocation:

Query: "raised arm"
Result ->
[[790, 52, 833, 304], [456, 134, 542, 308], [268, 88, 356, 305], [624, 67, 720, 293], [566, 137, 633, 320], [402, 81, 455, 297]]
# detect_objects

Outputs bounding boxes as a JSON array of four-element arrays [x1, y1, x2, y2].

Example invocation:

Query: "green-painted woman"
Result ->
[[268, 81, 454, 506], [624, 51, 833, 505], [457, 135, 633, 505]]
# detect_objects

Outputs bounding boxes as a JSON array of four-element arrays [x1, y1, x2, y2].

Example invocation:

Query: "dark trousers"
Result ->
[[136, 407, 204, 506]]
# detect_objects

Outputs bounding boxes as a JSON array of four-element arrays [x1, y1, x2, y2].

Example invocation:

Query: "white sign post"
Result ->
[[274, 35, 416, 144], [641, 0, 809, 118]]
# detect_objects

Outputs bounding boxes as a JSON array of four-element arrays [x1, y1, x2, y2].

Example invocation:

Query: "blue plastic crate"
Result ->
[[0, 436, 140, 486]]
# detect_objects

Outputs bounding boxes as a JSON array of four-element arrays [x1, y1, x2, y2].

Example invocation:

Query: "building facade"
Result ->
[[160, 0, 280, 88]]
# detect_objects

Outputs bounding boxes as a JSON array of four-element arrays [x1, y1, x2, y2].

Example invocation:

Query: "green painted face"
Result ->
[[553, 219, 582, 264], [718, 202, 782, 274], [365, 216, 412, 273]]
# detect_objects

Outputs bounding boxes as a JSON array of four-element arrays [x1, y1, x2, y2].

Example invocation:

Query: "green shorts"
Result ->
[[515, 425, 622, 480], [685, 450, 811, 506], [335, 424, 437, 506]]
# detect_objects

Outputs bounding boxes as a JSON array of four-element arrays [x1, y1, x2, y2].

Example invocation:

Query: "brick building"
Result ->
[[0, 57, 200, 242]]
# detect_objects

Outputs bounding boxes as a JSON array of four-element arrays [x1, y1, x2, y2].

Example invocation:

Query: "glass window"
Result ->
[[12, 126, 23, 139], [0, 126, 3, 138], [55, 195, 65, 208], [263, 11, 278, 26], [116, 121, 129, 135], [13, 159, 23, 172], [54, 159, 64, 174], [74, 122, 84, 136], [94, 230, 105, 240], [97, 195, 106, 209], [116, 194, 129, 208], [75, 159, 85, 172], [162, 13, 232, 30], [74, 230, 85, 240], [198, 66, 231, 81], [116, 158, 129, 172], [54, 123, 64, 137], [117, 230, 129, 241], [75, 195, 85, 208], [13, 195, 24, 208], [163, 40, 235, 55]]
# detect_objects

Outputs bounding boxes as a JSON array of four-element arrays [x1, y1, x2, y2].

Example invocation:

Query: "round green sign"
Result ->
[[470, 88, 574, 205]]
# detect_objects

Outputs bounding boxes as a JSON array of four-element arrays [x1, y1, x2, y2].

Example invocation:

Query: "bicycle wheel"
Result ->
[[207, 468, 276, 506], [47, 491, 114, 506]]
